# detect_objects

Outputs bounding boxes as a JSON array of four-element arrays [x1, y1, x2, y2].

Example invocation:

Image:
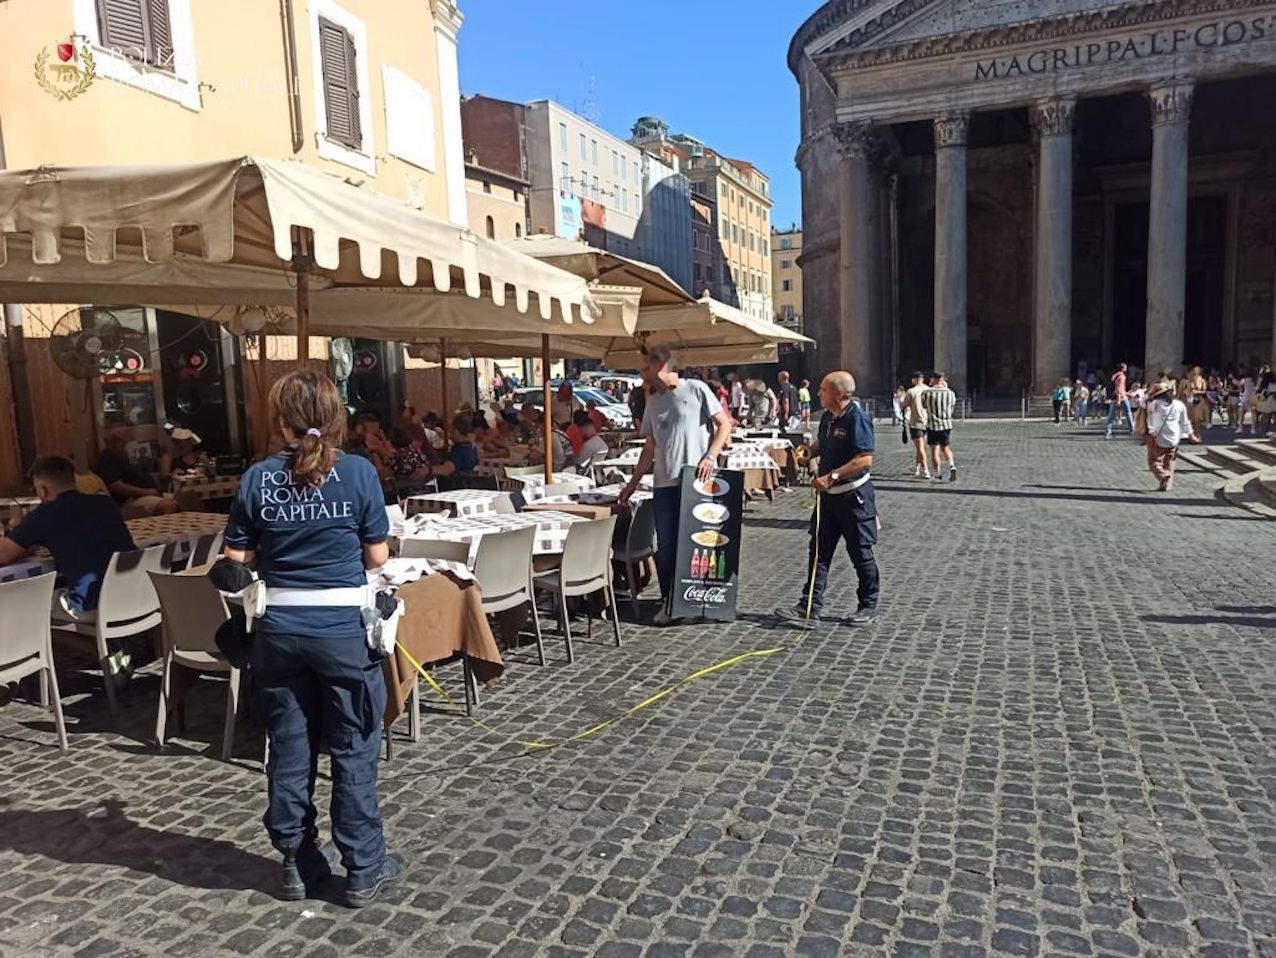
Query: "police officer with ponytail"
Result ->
[[224, 371, 402, 907], [776, 370, 880, 626]]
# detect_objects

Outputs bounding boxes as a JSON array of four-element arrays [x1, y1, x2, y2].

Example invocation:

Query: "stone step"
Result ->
[[1176, 450, 1220, 476], [1235, 438, 1276, 465], [1260, 469, 1276, 505], [1203, 445, 1265, 475], [1217, 470, 1276, 519]]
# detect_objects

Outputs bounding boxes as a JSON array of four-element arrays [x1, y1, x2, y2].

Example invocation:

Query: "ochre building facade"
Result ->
[[791, 0, 1276, 397]]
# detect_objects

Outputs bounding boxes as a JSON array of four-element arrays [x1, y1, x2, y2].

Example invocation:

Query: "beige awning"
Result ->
[[505, 235, 694, 307], [0, 157, 602, 335]]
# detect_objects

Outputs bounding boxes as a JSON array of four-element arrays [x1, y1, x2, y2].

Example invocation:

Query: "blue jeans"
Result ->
[[652, 485, 682, 607], [252, 631, 388, 888], [1106, 399, 1135, 436]]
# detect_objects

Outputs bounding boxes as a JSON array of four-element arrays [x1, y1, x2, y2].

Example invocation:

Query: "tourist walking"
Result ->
[[776, 371, 879, 627], [1106, 363, 1136, 438], [903, 371, 930, 478], [1143, 379, 1198, 491], [923, 372, 958, 481], [1052, 380, 1071, 424], [1072, 380, 1091, 426], [1180, 364, 1208, 437], [619, 347, 732, 626], [776, 371, 801, 429], [224, 370, 401, 907]]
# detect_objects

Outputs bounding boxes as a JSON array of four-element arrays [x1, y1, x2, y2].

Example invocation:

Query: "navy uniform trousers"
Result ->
[[803, 482, 880, 614], [252, 631, 388, 889]]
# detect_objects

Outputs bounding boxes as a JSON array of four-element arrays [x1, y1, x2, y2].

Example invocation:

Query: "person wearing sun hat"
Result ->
[[1143, 379, 1198, 491]]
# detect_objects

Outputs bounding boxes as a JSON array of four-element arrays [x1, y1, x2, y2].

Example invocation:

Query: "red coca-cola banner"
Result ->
[[670, 466, 744, 622]]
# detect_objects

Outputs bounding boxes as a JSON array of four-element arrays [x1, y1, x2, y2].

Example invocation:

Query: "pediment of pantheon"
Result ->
[[800, 0, 1276, 122]]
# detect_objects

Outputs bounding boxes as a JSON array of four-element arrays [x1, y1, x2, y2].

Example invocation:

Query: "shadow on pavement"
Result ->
[[0, 797, 276, 893], [873, 481, 1211, 507], [1141, 613, 1276, 630]]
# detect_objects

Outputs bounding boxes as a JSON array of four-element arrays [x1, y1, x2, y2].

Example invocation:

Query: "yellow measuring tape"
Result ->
[[395, 491, 826, 754]]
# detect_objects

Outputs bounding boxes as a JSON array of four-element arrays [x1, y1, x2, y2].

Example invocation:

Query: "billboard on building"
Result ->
[[555, 191, 582, 240]]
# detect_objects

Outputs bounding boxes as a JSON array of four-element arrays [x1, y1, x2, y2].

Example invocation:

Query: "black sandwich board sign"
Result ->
[[670, 466, 745, 621]]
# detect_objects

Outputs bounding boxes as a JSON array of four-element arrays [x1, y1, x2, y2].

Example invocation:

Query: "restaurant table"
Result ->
[[511, 472, 595, 501], [719, 448, 780, 500], [397, 510, 586, 565], [405, 488, 501, 518], [0, 512, 227, 583], [169, 474, 242, 500], [382, 570, 504, 727]]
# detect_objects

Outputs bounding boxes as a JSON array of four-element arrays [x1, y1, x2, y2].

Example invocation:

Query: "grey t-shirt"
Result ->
[[639, 378, 723, 488]]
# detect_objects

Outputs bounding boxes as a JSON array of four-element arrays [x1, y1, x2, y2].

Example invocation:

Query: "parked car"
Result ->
[[510, 384, 633, 429]]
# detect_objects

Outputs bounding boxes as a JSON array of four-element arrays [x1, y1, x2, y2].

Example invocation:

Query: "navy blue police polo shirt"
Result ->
[[225, 450, 389, 638], [10, 491, 137, 612], [817, 401, 875, 479]]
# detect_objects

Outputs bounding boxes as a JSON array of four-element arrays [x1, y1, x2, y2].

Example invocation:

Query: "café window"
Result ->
[[96, 0, 174, 69]]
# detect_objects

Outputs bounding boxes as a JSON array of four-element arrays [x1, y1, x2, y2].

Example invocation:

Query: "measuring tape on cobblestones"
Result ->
[[397, 494, 825, 754]]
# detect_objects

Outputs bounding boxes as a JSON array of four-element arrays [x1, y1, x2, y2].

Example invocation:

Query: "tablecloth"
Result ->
[[398, 510, 586, 564], [405, 489, 501, 518], [170, 475, 242, 499], [512, 472, 596, 501], [383, 572, 504, 725], [0, 512, 227, 583]]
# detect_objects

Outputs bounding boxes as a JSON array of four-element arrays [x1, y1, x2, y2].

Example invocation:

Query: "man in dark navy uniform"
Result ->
[[777, 371, 880, 626]]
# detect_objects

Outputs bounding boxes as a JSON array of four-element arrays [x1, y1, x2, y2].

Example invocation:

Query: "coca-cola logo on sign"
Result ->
[[683, 585, 729, 604]]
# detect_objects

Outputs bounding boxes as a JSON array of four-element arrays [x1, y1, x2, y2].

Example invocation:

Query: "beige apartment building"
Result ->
[[632, 121, 774, 323], [466, 155, 529, 242], [772, 227, 804, 335], [0, 0, 469, 479]]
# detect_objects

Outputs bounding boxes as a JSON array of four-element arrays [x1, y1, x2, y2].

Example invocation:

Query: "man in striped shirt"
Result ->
[[922, 372, 958, 481]]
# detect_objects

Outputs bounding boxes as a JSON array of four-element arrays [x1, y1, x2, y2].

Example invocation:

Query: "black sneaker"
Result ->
[[280, 841, 339, 901], [849, 608, 878, 626], [343, 853, 405, 909], [774, 602, 822, 625]]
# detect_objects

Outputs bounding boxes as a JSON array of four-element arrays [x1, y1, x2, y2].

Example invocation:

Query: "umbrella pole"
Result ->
[[295, 269, 310, 369], [292, 231, 312, 369], [542, 334, 552, 484], [440, 338, 450, 451]]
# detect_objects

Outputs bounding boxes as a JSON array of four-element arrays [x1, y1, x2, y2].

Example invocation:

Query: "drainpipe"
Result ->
[[280, 0, 304, 154]]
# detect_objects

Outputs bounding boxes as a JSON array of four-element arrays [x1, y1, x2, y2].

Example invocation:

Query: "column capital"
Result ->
[[1148, 79, 1194, 127], [1030, 98, 1076, 138], [831, 120, 876, 159], [429, 0, 464, 39], [933, 111, 970, 150]]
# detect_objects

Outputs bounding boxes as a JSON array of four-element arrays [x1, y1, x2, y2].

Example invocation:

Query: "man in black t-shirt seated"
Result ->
[[0, 456, 137, 613], [95, 429, 177, 517]]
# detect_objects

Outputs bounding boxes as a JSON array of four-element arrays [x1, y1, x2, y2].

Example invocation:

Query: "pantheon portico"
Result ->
[[791, 1, 1276, 397]]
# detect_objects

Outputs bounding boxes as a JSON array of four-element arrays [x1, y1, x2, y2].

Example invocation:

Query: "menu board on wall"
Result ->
[[670, 467, 744, 622]]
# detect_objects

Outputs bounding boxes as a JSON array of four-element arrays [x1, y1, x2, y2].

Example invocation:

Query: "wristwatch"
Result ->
[[830, 471, 840, 483]]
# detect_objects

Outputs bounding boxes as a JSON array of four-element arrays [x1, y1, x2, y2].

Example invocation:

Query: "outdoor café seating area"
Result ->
[[0, 424, 803, 759]]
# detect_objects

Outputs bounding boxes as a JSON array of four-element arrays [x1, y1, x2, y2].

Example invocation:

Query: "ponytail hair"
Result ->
[[268, 371, 346, 488]]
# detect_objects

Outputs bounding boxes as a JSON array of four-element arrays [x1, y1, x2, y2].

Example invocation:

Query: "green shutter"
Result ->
[[147, 0, 174, 69], [97, 0, 147, 57], [319, 18, 359, 149]]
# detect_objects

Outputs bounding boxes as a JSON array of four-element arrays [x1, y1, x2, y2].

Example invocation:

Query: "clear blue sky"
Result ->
[[457, 1, 812, 229]]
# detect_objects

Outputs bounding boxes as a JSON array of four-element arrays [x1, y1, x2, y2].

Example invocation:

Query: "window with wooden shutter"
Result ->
[[96, 0, 174, 70], [319, 17, 362, 150]]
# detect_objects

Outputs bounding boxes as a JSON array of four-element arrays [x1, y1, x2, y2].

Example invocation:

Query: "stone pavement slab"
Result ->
[[0, 421, 1272, 957]]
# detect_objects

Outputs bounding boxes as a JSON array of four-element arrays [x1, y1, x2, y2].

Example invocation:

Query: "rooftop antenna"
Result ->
[[580, 74, 599, 124]]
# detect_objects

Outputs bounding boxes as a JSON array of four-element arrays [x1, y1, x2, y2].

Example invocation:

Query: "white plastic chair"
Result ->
[[385, 504, 406, 526], [184, 531, 224, 570], [52, 545, 166, 716], [0, 574, 68, 750], [474, 525, 543, 666], [534, 515, 621, 662], [148, 571, 241, 761], [611, 499, 656, 616], [491, 493, 518, 515], [398, 538, 472, 564]]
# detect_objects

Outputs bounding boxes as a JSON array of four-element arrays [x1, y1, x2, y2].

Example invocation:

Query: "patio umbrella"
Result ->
[[0, 157, 609, 360]]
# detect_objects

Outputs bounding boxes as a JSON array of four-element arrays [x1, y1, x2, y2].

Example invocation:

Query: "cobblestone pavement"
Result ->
[[1, 421, 1273, 958]]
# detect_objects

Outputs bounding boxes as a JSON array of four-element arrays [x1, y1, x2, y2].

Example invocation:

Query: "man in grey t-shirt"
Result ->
[[620, 347, 732, 625]]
